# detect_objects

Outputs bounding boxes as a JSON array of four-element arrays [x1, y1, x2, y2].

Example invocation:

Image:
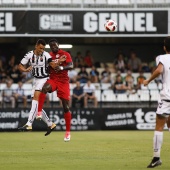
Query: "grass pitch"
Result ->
[[0, 131, 170, 170]]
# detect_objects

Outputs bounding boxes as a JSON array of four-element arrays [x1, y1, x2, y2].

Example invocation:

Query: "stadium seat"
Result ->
[[60, 0, 71, 4], [158, 83, 162, 90], [0, 83, 6, 90], [150, 90, 159, 102], [165, 0, 170, 3], [119, 0, 130, 4], [107, 0, 119, 5], [153, 0, 165, 3], [100, 83, 111, 90], [101, 90, 116, 102], [116, 93, 129, 102], [2, 0, 13, 4], [138, 90, 150, 101], [49, 0, 60, 4], [95, 0, 107, 5], [37, 0, 48, 4], [22, 83, 32, 96], [148, 83, 158, 90], [128, 93, 140, 102], [84, 0, 95, 4], [14, 0, 25, 4], [95, 89, 101, 102], [137, 0, 152, 3]]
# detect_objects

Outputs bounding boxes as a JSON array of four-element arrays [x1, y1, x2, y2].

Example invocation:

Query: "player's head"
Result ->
[[48, 39, 59, 53], [164, 36, 170, 53], [35, 39, 46, 56]]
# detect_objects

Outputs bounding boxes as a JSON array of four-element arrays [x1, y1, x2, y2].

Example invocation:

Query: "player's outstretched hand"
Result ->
[[143, 79, 149, 86]]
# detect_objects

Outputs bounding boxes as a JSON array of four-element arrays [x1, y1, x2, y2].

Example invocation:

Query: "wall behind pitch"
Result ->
[[0, 108, 162, 131]]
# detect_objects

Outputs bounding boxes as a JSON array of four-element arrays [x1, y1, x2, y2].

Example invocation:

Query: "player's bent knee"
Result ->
[[42, 83, 52, 93]]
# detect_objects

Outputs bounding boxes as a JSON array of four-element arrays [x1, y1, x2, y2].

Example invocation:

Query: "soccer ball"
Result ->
[[104, 19, 117, 32]]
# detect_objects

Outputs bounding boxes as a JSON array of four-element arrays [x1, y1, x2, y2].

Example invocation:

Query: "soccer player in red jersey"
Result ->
[[38, 39, 73, 141]]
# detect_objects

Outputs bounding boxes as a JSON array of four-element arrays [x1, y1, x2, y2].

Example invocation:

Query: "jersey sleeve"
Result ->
[[20, 52, 31, 65], [159, 56, 164, 65], [65, 52, 72, 63], [156, 55, 161, 66], [45, 52, 52, 60]]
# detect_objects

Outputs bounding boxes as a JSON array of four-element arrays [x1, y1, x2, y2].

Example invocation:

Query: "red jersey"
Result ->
[[49, 49, 72, 82]]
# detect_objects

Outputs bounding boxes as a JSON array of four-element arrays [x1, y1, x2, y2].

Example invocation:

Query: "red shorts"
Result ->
[[46, 79, 70, 100]]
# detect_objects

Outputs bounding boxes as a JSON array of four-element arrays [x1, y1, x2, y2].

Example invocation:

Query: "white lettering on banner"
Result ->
[[0, 112, 20, 118], [20, 110, 30, 118], [83, 12, 157, 32], [0, 13, 16, 32], [105, 112, 135, 127], [134, 108, 161, 130], [39, 14, 72, 31], [84, 12, 97, 32], [0, 121, 19, 129]]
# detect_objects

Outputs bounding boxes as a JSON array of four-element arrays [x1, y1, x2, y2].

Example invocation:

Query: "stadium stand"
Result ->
[[0, 0, 169, 8]]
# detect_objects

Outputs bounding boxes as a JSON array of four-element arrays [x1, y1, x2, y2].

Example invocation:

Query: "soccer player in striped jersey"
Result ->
[[18, 39, 57, 134], [143, 36, 170, 168], [38, 39, 73, 141]]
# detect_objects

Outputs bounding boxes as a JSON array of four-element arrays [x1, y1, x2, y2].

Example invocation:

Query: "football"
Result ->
[[104, 19, 117, 32]]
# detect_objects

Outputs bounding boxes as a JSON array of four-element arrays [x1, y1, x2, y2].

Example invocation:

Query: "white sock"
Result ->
[[42, 109, 52, 127], [26, 100, 38, 126], [153, 131, 163, 158]]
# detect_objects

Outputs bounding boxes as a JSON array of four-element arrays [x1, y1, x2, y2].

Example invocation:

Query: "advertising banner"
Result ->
[[0, 108, 160, 131], [0, 10, 168, 36]]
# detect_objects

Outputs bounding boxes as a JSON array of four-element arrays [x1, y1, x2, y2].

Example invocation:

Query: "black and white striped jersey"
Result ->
[[20, 50, 51, 79]]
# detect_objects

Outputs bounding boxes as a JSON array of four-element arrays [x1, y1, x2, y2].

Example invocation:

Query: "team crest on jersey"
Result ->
[[56, 54, 60, 58]]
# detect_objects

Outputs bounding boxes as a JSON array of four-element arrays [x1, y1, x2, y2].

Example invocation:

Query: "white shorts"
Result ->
[[31, 77, 48, 97], [156, 98, 170, 117]]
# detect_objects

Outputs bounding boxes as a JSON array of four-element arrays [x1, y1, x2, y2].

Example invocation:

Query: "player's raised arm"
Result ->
[[143, 63, 163, 86]]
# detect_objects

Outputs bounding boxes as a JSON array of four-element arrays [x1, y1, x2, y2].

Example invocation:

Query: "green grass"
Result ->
[[0, 131, 170, 170]]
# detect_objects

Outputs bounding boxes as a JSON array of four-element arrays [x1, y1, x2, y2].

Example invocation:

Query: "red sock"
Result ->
[[64, 111, 71, 132], [38, 93, 46, 114]]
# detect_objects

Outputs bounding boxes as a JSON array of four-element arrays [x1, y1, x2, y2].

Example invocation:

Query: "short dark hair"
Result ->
[[164, 36, 170, 52], [36, 39, 46, 46], [48, 39, 58, 44]]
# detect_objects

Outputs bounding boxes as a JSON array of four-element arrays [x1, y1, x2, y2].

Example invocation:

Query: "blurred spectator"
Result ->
[[71, 81, 84, 108], [128, 51, 142, 72], [8, 64, 24, 83], [0, 50, 6, 66], [141, 62, 151, 72], [14, 81, 27, 108], [6, 55, 16, 74], [77, 66, 89, 84], [84, 50, 94, 67], [2, 80, 16, 108], [0, 59, 6, 83], [74, 51, 84, 68], [101, 65, 111, 83], [89, 65, 100, 83], [83, 80, 98, 108], [114, 70, 124, 83], [114, 53, 127, 73], [112, 75, 130, 94], [136, 71, 146, 89], [68, 68, 78, 83], [124, 70, 134, 90]]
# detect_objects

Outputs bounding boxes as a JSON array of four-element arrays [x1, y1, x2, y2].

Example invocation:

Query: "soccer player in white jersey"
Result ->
[[143, 36, 170, 168], [18, 39, 57, 135]]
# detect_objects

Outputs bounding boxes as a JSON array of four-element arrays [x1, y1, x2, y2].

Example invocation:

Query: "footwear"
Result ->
[[18, 125, 32, 131], [44, 123, 56, 136], [147, 157, 162, 168], [64, 132, 71, 142], [36, 112, 42, 120]]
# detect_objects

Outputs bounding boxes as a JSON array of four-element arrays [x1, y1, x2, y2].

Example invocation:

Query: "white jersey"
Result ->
[[20, 50, 51, 79], [158, 54, 170, 100]]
